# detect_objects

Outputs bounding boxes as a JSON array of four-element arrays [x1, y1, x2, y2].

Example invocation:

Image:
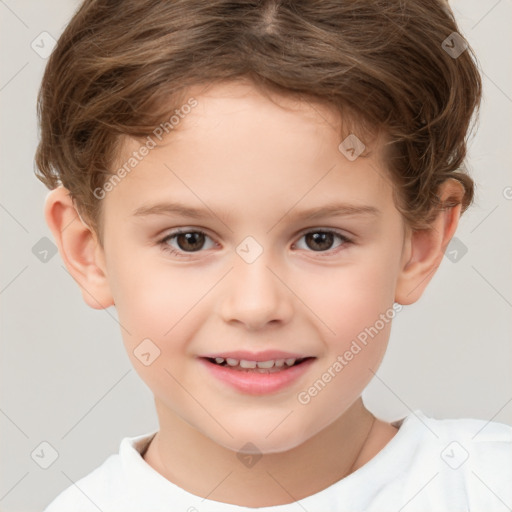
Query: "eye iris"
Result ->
[[306, 232, 333, 251], [177, 232, 204, 251], [170, 231, 339, 253]]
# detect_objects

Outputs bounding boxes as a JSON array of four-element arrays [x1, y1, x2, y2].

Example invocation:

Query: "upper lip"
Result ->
[[199, 350, 313, 361]]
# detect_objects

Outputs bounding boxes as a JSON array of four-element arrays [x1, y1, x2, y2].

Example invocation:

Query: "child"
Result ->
[[36, 0, 511, 510]]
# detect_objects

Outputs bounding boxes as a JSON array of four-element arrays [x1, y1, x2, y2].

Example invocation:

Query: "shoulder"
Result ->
[[43, 454, 122, 511], [429, 412, 512, 475], [425, 412, 512, 440], [417, 411, 512, 462], [43, 431, 157, 512], [394, 411, 512, 510]]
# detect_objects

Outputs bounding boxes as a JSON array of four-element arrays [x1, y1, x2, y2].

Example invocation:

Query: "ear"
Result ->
[[44, 186, 114, 309], [395, 179, 464, 305]]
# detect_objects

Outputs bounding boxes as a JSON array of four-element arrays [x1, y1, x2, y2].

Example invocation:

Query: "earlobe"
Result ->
[[44, 186, 114, 310], [394, 179, 464, 305]]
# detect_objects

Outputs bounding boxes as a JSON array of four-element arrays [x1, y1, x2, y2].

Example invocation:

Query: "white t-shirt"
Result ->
[[44, 410, 512, 512]]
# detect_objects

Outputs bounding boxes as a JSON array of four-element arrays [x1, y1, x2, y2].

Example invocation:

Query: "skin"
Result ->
[[45, 79, 464, 507]]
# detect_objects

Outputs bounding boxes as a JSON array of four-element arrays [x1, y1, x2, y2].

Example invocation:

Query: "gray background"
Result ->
[[1, 1, 511, 511]]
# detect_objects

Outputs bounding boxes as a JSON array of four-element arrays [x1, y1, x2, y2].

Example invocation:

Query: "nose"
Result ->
[[218, 244, 294, 331]]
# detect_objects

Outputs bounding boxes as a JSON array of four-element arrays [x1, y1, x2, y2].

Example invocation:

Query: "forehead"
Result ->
[[105, 80, 394, 223], [170, 80, 370, 153], [185, 79, 343, 125]]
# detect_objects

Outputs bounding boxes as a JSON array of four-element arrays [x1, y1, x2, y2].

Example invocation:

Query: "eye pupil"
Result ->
[[165, 229, 346, 257], [177, 232, 205, 251], [306, 232, 334, 251]]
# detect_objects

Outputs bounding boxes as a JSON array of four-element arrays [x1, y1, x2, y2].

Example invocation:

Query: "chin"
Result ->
[[207, 418, 319, 455]]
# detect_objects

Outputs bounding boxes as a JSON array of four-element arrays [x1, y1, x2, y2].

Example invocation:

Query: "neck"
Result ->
[[143, 398, 395, 507]]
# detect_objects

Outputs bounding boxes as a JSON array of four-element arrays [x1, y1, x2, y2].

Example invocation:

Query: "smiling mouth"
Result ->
[[203, 356, 314, 373]]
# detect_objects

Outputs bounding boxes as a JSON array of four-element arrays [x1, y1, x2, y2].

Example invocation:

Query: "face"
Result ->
[[99, 80, 408, 454]]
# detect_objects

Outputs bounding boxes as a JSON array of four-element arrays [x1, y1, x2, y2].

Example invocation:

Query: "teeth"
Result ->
[[256, 360, 275, 369], [239, 359, 257, 369], [211, 357, 301, 368]]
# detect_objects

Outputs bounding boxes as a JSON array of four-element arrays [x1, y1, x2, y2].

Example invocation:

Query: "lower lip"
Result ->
[[198, 358, 315, 395]]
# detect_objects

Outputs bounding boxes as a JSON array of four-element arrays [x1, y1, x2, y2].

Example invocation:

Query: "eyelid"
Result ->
[[158, 226, 353, 245], [292, 229, 353, 255], [157, 231, 207, 260], [158, 226, 353, 258], [296, 226, 354, 241], [159, 227, 218, 249]]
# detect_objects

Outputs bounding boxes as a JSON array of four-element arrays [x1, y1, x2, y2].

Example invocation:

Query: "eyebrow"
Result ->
[[132, 201, 380, 221]]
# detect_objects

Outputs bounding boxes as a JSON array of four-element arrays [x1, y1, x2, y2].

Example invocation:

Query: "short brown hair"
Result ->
[[34, 0, 482, 242]]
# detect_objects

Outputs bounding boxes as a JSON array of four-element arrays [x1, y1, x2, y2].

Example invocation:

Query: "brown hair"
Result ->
[[34, 0, 482, 242]]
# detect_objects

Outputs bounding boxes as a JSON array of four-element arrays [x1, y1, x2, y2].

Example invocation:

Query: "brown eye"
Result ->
[[173, 232, 206, 252], [295, 230, 351, 255], [304, 232, 335, 251], [160, 230, 215, 257]]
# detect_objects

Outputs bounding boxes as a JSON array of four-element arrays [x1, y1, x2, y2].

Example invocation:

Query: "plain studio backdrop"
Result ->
[[1, 1, 511, 511]]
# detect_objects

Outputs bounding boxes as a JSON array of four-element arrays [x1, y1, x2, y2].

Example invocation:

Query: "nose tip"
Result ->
[[217, 241, 294, 330]]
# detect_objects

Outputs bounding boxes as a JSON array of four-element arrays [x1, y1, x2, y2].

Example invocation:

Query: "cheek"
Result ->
[[108, 245, 209, 333], [292, 255, 396, 398], [295, 254, 397, 344], [106, 249, 215, 379]]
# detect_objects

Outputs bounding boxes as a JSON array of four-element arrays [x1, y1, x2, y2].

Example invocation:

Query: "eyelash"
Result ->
[[158, 228, 353, 259]]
